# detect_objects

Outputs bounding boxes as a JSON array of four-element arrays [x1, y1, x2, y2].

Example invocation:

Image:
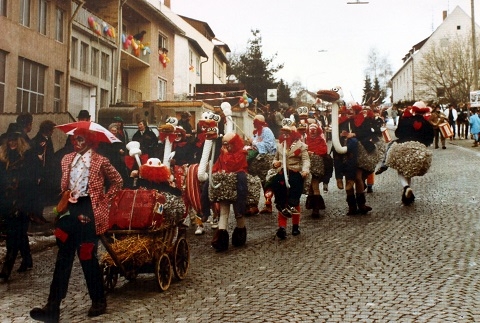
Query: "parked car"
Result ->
[[123, 125, 159, 143]]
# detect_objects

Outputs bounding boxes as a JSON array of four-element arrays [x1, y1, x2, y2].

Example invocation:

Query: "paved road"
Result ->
[[1, 138, 480, 322]]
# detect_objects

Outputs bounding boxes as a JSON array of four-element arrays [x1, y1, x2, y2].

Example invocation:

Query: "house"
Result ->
[[391, 6, 479, 104], [0, 0, 234, 147]]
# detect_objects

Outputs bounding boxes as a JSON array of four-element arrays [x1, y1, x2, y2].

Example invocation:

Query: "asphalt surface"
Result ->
[[1, 135, 480, 322]]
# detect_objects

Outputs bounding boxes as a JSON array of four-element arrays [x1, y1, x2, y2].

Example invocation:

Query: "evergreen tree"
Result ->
[[228, 29, 284, 104], [277, 79, 293, 106], [362, 75, 372, 105]]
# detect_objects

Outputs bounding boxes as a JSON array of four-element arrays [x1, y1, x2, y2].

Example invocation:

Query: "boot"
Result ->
[[0, 251, 16, 281], [473, 142, 478, 147], [211, 229, 229, 252], [356, 193, 372, 214], [336, 178, 344, 189], [276, 227, 287, 240], [310, 195, 324, 218], [305, 195, 313, 210], [401, 186, 415, 205], [346, 190, 358, 216], [231, 227, 247, 247], [30, 301, 60, 323], [88, 299, 107, 317], [260, 197, 272, 214], [292, 224, 300, 236]]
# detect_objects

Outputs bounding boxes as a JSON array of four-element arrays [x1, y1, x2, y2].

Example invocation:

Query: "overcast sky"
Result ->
[[171, 0, 479, 103]]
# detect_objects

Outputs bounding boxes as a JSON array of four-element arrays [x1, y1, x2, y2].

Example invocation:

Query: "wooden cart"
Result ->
[[100, 224, 189, 292]]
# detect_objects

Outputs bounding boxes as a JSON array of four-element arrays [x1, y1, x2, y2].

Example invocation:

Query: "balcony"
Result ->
[[72, 3, 116, 45]]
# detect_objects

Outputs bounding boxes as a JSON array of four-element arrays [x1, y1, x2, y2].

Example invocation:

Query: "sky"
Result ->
[[170, 0, 479, 104]]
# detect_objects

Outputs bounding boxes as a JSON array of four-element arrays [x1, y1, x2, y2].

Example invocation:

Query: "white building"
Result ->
[[391, 6, 479, 104]]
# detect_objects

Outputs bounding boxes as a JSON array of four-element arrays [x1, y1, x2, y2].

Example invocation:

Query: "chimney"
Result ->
[[164, 0, 171, 8], [443, 10, 447, 21]]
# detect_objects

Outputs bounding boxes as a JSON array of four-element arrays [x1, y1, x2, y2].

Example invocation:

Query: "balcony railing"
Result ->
[[72, 3, 116, 44], [119, 85, 142, 103]]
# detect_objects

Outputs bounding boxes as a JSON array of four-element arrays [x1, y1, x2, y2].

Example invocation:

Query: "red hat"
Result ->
[[351, 105, 363, 113]]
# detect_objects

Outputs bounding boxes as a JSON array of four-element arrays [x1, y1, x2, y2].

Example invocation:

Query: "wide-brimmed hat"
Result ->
[[5, 123, 23, 140]]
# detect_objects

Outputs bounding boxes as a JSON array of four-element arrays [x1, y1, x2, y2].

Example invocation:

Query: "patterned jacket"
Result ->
[[274, 140, 310, 173], [61, 150, 123, 234]]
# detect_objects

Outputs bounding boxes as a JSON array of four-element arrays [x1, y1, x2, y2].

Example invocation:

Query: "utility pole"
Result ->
[[472, 0, 478, 90]]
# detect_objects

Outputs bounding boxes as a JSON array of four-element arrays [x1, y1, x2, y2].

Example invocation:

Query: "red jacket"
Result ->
[[61, 151, 123, 234], [212, 133, 248, 173]]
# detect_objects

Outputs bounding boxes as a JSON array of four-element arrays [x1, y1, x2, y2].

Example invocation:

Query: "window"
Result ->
[[20, 0, 30, 27], [80, 41, 88, 72], [53, 70, 62, 112], [213, 58, 223, 78], [100, 88, 109, 108], [71, 37, 78, 69], [55, 8, 64, 42], [1, 0, 7, 17], [158, 78, 166, 100], [100, 52, 109, 81], [0, 51, 6, 112], [91, 48, 99, 77], [158, 34, 168, 52], [17, 57, 45, 113], [38, 0, 47, 35]]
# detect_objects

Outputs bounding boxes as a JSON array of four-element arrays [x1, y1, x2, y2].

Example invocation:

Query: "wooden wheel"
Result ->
[[173, 236, 190, 280], [155, 253, 172, 292], [102, 264, 118, 292]]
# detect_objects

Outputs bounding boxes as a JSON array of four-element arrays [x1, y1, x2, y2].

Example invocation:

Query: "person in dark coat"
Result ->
[[30, 120, 57, 223], [0, 123, 39, 280], [131, 120, 157, 157]]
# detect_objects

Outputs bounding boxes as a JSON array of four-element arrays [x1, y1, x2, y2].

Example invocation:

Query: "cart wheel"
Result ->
[[103, 264, 118, 292], [155, 253, 172, 292], [173, 236, 190, 280]]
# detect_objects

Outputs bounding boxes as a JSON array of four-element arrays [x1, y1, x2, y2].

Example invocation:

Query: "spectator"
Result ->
[[469, 108, 480, 147], [131, 120, 157, 157], [0, 123, 38, 280], [113, 116, 129, 144], [177, 112, 195, 141], [16, 112, 33, 144], [97, 123, 129, 184], [429, 105, 448, 149], [30, 120, 57, 223], [445, 104, 458, 139]]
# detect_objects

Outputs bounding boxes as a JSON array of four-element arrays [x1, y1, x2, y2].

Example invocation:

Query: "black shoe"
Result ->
[[88, 300, 107, 317], [30, 304, 60, 323], [17, 263, 33, 273], [375, 165, 388, 175], [292, 225, 301, 236], [276, 227, 287, 240], [367, 186, 373, 193]]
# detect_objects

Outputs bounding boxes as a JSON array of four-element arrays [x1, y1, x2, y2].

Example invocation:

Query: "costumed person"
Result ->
[[210, 132, 249, 252], [305, 122, 328, 218], [429, 104, 448, 149], [339, 104, 380, 215], [317, 87, 379, 216], [246, 114, 276, 215], [332, 105, 351, 190], [267, 118, 310, 239], [30, 127, 123, 322], [385, 101, 434, 205], [0, 123, 38, 280], [364, 107, 384, 193]]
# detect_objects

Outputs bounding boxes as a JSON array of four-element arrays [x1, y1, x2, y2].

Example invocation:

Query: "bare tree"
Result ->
[[364, 48, 393, 103], [416, 34, 477, 105]]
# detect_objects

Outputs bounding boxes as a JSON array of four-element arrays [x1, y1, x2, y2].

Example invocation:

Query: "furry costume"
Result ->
[[210, 133, 250, 252]]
